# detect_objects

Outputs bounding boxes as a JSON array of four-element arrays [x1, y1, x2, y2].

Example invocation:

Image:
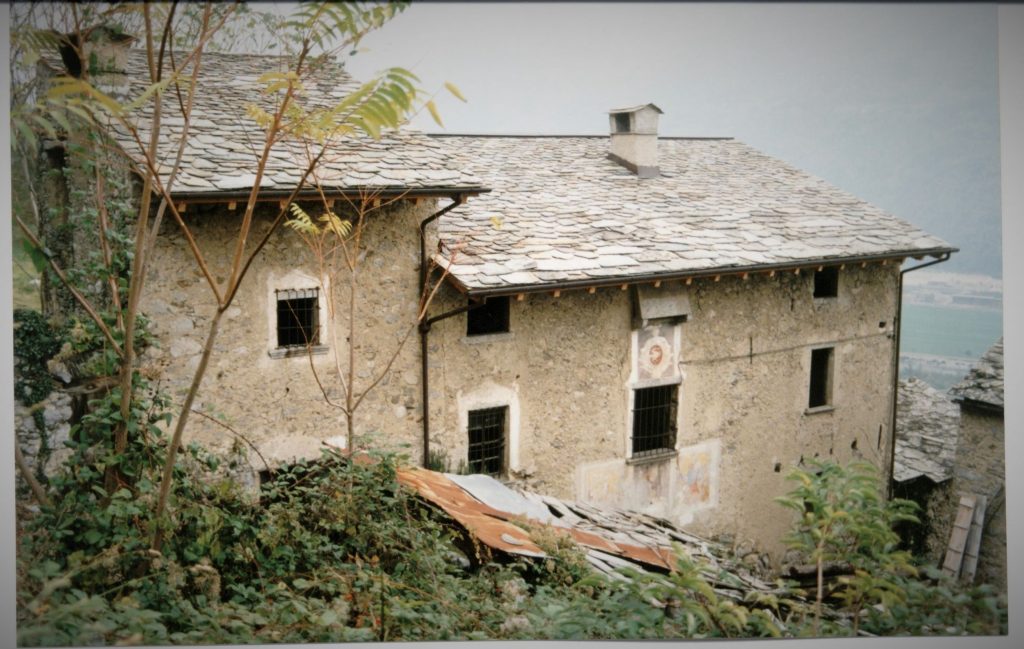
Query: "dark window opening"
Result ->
[[467, 406, 507, 475], [614, 113, 632, 133], [631, 384, 677, 457], [466, 296, 510, 336], [808, 347, 834, 408], [813, 267, 839, 298], [276, 288, 319, 348]]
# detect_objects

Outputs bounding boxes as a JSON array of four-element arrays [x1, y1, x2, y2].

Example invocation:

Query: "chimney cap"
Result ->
[[608, 103, 663, 115]]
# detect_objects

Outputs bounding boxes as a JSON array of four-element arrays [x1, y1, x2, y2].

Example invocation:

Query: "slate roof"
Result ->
[[43, 49, 482, 195], [431, 135, 954, 293], [949, 338, 1004, 410], [894, 378, 959, 484]]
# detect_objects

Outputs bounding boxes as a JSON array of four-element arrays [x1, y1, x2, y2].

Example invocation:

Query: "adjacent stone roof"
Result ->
[[431, 135, 953, 292], [44, 49, 482, 195], [949, 338, 1004, 410], [894, 378, 959, 484]]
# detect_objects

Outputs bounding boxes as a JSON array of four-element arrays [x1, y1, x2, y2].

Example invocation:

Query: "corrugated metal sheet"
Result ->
[[397, 468, 677, 573], [397, 467, 546, 559]]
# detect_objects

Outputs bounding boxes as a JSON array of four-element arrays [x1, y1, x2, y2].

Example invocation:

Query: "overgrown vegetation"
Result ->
[[16, 440, 1007, 643], [12, 309, 62, 407]]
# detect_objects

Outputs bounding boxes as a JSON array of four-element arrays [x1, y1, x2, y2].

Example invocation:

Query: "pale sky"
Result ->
[[345, 2, 1002, 278]]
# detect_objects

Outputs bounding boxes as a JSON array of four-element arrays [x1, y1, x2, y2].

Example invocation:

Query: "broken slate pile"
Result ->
[[398, 467, 818, 618]]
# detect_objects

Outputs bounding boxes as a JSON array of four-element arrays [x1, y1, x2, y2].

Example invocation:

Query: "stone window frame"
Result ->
[[456, 384, 520, 474], [267, 271, 330, 360], [806, 344, 836, 413]]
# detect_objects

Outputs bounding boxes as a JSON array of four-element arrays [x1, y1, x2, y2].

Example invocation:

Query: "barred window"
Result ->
[[467, 406, 507, 475], [631, 385, 677, 457], [276, 288, 319, 348]]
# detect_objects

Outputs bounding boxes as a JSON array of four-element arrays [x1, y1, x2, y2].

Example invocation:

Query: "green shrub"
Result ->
[[13, 308, 61, 406]]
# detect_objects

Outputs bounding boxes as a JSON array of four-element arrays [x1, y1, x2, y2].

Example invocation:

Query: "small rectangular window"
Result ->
[[614, 113, 631, 133], [467, 406, 507, 475], [467, 296, 510, 336], [631, 385, 677, 457], [276, 288, 319, 348], [808, 347, 834, 408], [813, 267, 839, 298]]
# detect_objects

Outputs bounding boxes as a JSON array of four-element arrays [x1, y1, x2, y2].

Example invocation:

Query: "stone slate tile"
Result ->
[[894, 378, 959, 484], [43, 49, 483, 195], [949, 338, 1004, 409], [430, 135, 951, 291]]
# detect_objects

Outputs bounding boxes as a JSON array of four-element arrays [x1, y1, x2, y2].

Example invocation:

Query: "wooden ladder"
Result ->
[[941, 493, 987, 582]]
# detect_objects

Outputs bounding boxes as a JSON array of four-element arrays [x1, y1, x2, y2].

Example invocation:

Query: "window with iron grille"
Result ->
[[467, 406, 507, 475], [466, 296, 510, 336], [631, 384, 677, 457], [276, 288, 319, 348], [808, 347, 834, 409]]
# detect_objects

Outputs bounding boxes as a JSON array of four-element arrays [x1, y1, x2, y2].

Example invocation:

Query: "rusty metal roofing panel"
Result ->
[[396, 467, 546, 559], [397, 467, 676, 572]]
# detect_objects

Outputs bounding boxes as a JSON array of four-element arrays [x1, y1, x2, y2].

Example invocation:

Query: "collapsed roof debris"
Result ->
[[396, 467, 804, 606]]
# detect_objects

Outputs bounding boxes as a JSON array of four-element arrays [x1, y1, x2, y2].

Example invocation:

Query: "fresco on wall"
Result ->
[[676, 440, 719, 508], [637, 325, 677, 382]]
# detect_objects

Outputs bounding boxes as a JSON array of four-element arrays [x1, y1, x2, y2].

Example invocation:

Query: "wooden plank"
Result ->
[[941, 494, 977, 578], [961, 495, 988, 584]]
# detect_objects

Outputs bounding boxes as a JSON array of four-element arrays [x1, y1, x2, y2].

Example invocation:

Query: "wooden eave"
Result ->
[[442, 248, 957, 300]]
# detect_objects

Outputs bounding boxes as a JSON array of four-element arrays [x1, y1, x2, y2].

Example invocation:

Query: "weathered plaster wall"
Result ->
[[141, 199, 436, 466], [144, 204, 899, 557], [428, 264, 900, 556], [948, 407, 1007, 591]]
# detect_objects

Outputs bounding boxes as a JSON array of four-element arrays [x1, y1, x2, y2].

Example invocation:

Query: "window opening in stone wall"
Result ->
[[813, 266, 839, 298], [467, 296, 510, 336], [276, 288, 319, 348], [631, 384, 677, 457], [808, 347, 834, 408], [614, 112, 631, 133], [467, 406, 507, 475]]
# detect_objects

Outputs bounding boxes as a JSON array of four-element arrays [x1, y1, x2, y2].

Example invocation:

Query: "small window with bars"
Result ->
[[467, 406, 507, 475], [276, 288, 319, 349], [631, 384, 677, 457]]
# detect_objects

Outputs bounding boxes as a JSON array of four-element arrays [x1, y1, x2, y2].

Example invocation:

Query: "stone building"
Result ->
[[39, 46, 956, 556], [941, 338, 1006, 591], [892, 378, 959, 560]]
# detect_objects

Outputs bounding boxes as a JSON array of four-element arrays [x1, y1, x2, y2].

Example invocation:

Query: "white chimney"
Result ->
[[608, 104, 663, 178]]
